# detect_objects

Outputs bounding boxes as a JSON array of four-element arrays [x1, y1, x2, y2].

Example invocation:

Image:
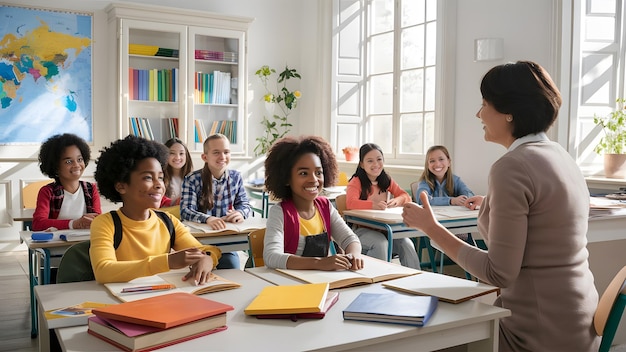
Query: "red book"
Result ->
[[92, 292, 233, 329]]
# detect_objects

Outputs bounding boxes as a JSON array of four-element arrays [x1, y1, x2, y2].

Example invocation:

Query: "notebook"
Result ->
[[342, 292, 438, 327], [104, 269, 241, 302], [244, 283, 329, 315], [382, 272, 500, 304]]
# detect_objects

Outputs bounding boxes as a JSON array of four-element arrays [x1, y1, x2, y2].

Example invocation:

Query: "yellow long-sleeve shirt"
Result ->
[[90, 209, 221, 283]]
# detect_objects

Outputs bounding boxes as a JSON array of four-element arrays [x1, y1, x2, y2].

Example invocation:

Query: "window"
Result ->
[[567, 0, 625, 174], [331, 0, 444, 164]]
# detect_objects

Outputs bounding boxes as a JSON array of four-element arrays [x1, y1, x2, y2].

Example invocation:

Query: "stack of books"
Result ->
[[195, 49, 237, 62], [88, 292, 233, 351], [244, 283, 338, 321]]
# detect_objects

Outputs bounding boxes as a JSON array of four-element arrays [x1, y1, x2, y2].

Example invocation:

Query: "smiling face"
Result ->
[[168, 142, 187, 171], [359, 148, 385, 182], [201, 137, 230, 178], [116, 157, 164, 213], [427, 149, 450, 183], [289, 153, 323, 206], [476, 99, 515, 148], [57, 145, 85, 185]]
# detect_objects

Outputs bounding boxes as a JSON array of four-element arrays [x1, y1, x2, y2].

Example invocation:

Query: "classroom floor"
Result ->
[[1, 241, 624, 352]]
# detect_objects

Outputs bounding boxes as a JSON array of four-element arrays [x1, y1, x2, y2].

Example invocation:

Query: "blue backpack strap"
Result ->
[[110, 210, 176, 250], [154, 210, 176, 250], [110, 210, 123, 249]]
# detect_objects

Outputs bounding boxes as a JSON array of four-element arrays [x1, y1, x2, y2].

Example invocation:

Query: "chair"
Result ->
[[337, 172, 349, 186], [248, 229, 265, 267], [245, 184, 269, 218], [21, 179, 53, 230], [160, 205, 181, 219], [595, 265, 626, 352], [409, 181, 419, 203], [335, 194, 347, 217], [56, 241, 95, 283]]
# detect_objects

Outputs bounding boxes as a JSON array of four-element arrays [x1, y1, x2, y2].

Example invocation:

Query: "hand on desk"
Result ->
[[73, 213, 98, 229], [316, 253, 364, 271], [206, 216, 227, 229], [450, 195, 469, 206], [222, 209, 243, 223], [183, 255, 215, 286], [465, 195, 484, 210]]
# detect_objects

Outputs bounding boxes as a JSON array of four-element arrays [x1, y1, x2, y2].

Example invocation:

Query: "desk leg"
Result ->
[[28, 248, 38, 338], [383, 224, 393, 262], [37, 298, 50, 352], [467, 318, 500, 352]]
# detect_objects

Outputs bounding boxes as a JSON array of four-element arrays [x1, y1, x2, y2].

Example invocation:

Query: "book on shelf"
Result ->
[[92, 292, 233, 329], [342, 292, 438, 327], [254, 291, 339, 321], [44, 301, 112, 329], [104, 270, 241, 302], [381, 273, 500, 304], [244, 283, 329, 316], [183, 216, 266, 235], [275, 255, 420, 289], [88, 315, 227, 352], [129, 44, 179, 58]]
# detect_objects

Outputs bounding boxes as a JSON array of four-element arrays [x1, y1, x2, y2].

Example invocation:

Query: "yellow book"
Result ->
[[45, 301, 112, 329], [244, 283, 329, 315]]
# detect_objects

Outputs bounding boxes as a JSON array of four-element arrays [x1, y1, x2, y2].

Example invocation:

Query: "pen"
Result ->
[[121, 284, 176, 293]]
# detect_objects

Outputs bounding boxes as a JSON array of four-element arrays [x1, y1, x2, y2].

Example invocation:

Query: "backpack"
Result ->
[[56, 210, 176, 283]]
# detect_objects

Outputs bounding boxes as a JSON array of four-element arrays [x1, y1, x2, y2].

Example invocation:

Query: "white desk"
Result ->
[[342, 206, 479, 263], [38, 269, 510, 352]]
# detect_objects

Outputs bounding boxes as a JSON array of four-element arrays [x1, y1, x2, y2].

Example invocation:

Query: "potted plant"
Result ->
[[342, 146, 359, 161], [594, 98, 626, 178], [254, 65, 301, 156]]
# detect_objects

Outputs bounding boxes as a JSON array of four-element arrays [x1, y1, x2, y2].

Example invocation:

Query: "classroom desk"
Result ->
[[20, 219, 264, 339], [342, 206, 479, 263], [38, 269, 510, 352]]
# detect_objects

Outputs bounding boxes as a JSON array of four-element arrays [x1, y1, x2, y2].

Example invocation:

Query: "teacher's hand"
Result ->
[[402, 191, 438, 232], [465, 195, 484, 210]]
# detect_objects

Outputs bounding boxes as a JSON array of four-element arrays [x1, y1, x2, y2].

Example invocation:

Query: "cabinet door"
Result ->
[[188, 26, 246, 155], [118, 19, 188, 145]]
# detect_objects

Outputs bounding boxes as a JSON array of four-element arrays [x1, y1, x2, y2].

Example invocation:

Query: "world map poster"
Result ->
[[0, 5, 92, 144]]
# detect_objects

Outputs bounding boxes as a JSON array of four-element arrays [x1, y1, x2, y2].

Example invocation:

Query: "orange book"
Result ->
[[92, 292, 233, 329]]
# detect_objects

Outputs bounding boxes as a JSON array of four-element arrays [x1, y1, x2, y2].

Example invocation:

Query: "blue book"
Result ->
[[342, 292, 438, 327]]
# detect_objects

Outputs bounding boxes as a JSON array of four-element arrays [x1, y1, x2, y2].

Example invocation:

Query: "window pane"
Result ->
[[368, 73, 393, 114], [368, 114, 393, 152], [400, 113, 421, 154], [426, 0, 437, 21], [370, 32, 394, 74], [337, 82, 361, 116], [369, 0, 394, 35], [424, 111, 435, 149], [425, 66, 436, 110], [402, 0, 425, 27], [336, 123, 360, 151], [401, 25, 424, 70], [400, 68, 423, 112], [585, 17, 615, 42], [425, 21, 437, 66]]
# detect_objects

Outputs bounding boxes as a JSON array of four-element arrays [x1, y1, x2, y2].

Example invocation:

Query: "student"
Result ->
[[416, 145, 474, 206], [345, 143, 420, 269], [90, 135, 220, 284], [163, 138, 193, 206], [180, 133, 251, 269], [32, 133, 101, 231], [263, 135, 364, 270], [403, 61, 599, 351]]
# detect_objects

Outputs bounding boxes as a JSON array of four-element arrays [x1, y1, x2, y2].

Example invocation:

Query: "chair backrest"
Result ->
[[248, 228, 266, 267], [56, 241, 95, 283], [21, 179, 53, 209], [159, 205, 181, 219], [595, 265, 626, 352], [409, 181, 419, 202], [337, 172, 349, 186], [335, 194, 347, 217], [245, 185, 269, 218]]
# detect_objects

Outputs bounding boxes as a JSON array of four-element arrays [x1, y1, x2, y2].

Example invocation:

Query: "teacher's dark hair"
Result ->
[[480, 60, 562, 138]]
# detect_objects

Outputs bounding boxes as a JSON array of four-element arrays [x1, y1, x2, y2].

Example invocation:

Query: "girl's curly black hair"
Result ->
[[264, 135, 338, 200], [38, 133, 91, 181], [95, 135, 169, 203]]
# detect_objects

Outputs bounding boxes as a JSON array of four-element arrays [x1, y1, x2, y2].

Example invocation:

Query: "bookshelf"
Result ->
[[106, 3, 252, 155]]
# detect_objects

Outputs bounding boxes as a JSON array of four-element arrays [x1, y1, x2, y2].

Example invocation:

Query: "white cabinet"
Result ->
[[106, 3, 252, 155]]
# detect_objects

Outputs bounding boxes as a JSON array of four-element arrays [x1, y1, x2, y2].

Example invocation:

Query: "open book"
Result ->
[[104, 269, 241, 302], [183, 216, 266, 234], [58, 229, 91, 242], [275, 255, 420, 289], [382, 272, 500, 304]]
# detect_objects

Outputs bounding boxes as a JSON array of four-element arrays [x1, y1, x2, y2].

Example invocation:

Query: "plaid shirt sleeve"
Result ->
[[230, 171, 251, 219], [180, 171, 210, 223]]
